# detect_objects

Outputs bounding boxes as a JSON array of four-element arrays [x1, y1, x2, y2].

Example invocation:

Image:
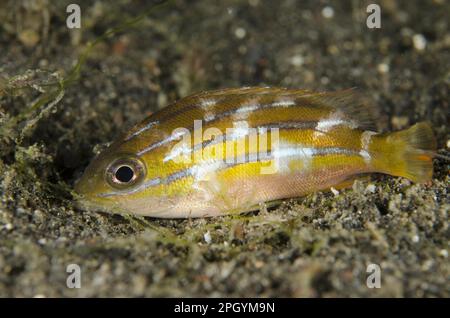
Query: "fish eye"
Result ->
[[106, 157, 145, 189], [115, 165, 135, 183]]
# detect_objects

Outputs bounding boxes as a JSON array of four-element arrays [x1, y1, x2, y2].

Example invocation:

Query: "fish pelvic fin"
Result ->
[[370, 122, 436, 183]]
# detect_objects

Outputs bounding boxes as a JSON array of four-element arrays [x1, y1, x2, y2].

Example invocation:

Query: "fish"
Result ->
[[74, 87, 437, 218]]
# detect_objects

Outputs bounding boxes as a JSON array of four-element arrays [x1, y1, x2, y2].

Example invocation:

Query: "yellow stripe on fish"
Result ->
[[75, 87, 436, 218]]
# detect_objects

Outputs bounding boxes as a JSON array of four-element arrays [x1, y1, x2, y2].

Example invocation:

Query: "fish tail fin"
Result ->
[[371, 122, 436, 183]]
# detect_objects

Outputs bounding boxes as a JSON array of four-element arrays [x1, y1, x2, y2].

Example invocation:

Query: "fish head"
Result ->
[[74, 136, 177, 216]]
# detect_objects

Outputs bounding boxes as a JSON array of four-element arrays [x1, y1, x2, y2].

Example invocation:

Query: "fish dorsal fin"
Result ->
[[306, 89, 379, 131], [123, 87, 378, 143], [196, 87, 379, 131]]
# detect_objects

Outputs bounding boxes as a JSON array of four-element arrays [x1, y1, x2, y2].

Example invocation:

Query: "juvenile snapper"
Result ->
[[75, 87, 436, 218]]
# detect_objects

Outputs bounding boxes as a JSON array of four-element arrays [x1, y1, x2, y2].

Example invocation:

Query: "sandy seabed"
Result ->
[[0, 0, 448, 297]]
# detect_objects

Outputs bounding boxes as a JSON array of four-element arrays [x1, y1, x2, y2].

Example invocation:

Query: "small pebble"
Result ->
[[330, 187, 339, 196], [322, 6, 334, 19], [439, 249, 448, 258], [412, 34, 427, 51], [366, 184, 377, 193], [290, 55, 304, 67], [377, 63, 390, 74], [235, 27, 246, 39], [203, 231, 212, 244], [412, 235, 420, 243]]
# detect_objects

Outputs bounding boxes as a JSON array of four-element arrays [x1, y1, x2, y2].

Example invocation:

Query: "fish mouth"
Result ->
[[73, 191, 101, 211], [73, 174, 96, 195], [74, 195, 129, 215], [72, 181, 115, 214]]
